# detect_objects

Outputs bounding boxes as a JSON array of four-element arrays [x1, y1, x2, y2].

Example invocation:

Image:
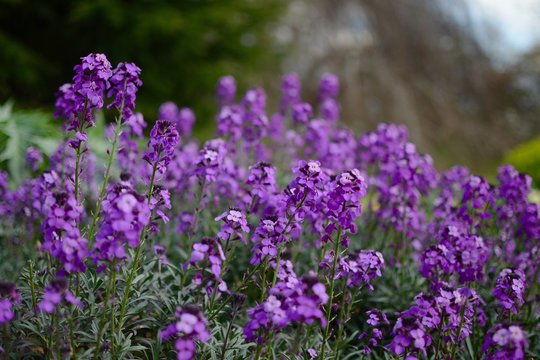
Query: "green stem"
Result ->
[[259, 258, 269, 302], [270, 191, 309, 289], [319, 227, 342, 359], [332, 275, 350, 358], [115, 164, 158, 346], [109, 264, 118, 356], [87, 114, 125, 244], [254, 343, 263, 360], [219, 307, 238, 360], [28, 260, 37, 309], [189, 180, 206, 243], [450, 303, 467, 359], [207, 262, 262, 322], [93, 263, 117, 359], [74, 141, 83, 202]]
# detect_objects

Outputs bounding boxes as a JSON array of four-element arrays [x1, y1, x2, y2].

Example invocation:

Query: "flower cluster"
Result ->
[[482, 324, 528, 360], [186, 237, 227, 293], [158, 102, 196, 138], [0, 281, 19, 325], [244, 270, 328, 344], [38, 277, 82, 314], [161, 305, 210, 360], [40, 184, 88, 274], [55, 53, 113, 132], [360, 309, 390, 354], [143, 119, 180, 174], [420, 225, 489, 285], [215, 208, 250, 245], [93, 182, 150, 267], [493, 268, 526, 316], [107, 62, 143, 120]]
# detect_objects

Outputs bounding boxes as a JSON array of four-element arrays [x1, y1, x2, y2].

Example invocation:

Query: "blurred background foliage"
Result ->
[[2, 0, 540, 180], [0, 0, 285, 127]]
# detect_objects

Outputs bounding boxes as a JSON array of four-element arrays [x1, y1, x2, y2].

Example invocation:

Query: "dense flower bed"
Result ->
[[0, 54, 538, 359]]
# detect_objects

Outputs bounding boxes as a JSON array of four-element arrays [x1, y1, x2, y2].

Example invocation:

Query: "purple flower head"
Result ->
[[40, 189, 88, 274], [93, 183, 150, 267], [215, 208, 250, 244], [55, 53, 113, 131], [366, 309, 390, 327], [250, 216, 287, 265], [319, 73, 339, 100], [292, 160, 328, 194], [38, 277, 83, 314], [389, 313, 431, 357], [186, 237, 227, 293], [434, 284, 484, 342], [280, 73, 301, 114], [482, 324, 527, 360], [246, 162, 277, 199], [243, 87, 266, 115], [153, 244, 169, 265], [125, 112, 147, 138], [320, 98, 340, 122], [143, 119, 180, 174], [216, 75, 237, 106], [0, 281, 19, 325], [244, 271, 327, 344], [216, 105, 243, 141], [157, 102, 195, 138], [323, 169, 367, 234], [291, 102, 312, 126], [177, 108, 195, 138], [26, 147, 43, 171], [458, 175, 494, 226], [195, 139, 227, 183], [161, 305, 210, 360], [158, 102, 179, 122], [107, 62, 142, 120], [242, 111, 268, 144], [338, 250, 385, 290], [493, 268, 526, 316]]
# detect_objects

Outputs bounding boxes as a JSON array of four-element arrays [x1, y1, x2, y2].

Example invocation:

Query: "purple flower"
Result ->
[[280, 73, 301, 114], [107, 62, 142, 120], [55, 53, 113, 131], [246, 162, 277, 202], [40, 188, 88, 274], [0, 281, 19, 325], [161, 305, 210, 360], [250, 216, 287, 265], [143, 119, 180, 174], [320, 98, 340, 122], [215, 208, 250, 245], [291, 102, 312, 126], [157, 102, 195, 138], [93, 183, 150, 267], [195, 139, 227, 183], [347, 250, 385, 290], [493, 268, 526, 316], [125, 112, 147, 138], [185, 237, 227, 293], [216, 105, 243, 141], [153, 245, 169, 265], [482, 324, 528, 360], [244, 271, 327, 344], [26, 147, 43, 171], [38, 277, 82, 314], [243, 87, 266, 115], [216, 75, 237, 107], [319, 73, 339, 100]]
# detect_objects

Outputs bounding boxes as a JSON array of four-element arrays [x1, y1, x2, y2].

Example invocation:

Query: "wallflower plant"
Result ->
[[0, 54, 538, 360]]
